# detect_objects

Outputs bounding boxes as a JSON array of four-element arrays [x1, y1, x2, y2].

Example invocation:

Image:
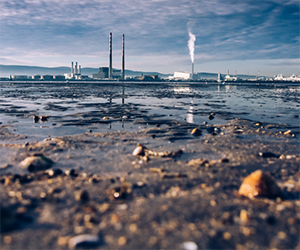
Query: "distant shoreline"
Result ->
[[0, 79, 299, 87]]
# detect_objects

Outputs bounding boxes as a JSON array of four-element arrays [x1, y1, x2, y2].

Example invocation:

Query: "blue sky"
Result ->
[[0, 0, 299, 76]]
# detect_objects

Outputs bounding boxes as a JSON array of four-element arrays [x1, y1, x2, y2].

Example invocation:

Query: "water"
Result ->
[[0, 82, 299, 142]]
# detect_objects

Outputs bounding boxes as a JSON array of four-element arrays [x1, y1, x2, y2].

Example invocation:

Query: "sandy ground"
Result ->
[[0, 118, 299, 249]]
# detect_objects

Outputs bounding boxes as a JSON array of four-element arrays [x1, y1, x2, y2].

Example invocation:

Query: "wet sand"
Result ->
[[0, 82, 299, 249]]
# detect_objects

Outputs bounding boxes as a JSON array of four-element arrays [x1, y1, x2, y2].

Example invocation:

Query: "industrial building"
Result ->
[[54, 75, 66, 81], [32, 75, 41, 80], [92, 33, 125, 80], [41, 75, 54, 80], [64, 62, 82, 79], [135, 74, 159, 81], [92, 67, 121, 79], [173, 71, 192, 80], [9, 75, 28, 80]]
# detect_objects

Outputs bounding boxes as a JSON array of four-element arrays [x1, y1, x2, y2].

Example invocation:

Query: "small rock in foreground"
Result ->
[[68, 234, 100, 249], [238, 170, 282, 199], [132, 144, 146, 156], [180, 241, 198, 250], [20, 154, 54, 172], [258, 152, 279, 158]]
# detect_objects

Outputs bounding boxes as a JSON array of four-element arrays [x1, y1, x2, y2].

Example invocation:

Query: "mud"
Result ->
[[0, 82, 299, 249]]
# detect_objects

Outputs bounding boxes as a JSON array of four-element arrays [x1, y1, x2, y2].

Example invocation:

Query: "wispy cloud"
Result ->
[[0, 0, 298, 74]]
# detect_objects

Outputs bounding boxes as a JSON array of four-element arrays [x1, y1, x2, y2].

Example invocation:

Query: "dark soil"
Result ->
[[0, 118, 299, 249]]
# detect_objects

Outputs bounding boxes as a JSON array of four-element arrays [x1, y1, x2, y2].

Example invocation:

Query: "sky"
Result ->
[[0, 0, 299, 76]]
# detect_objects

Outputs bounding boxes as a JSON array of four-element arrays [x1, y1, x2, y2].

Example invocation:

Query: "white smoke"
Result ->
[[188, 31, 196, 63]]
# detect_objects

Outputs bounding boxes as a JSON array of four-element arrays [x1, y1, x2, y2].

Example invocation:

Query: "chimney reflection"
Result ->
[[122, 86, 125, 105], [187, 99, 194, 123]]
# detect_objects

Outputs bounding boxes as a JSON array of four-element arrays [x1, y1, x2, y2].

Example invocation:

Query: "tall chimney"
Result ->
[[122, 34, 125, 80], [192, 62, 194, 79], [109, 32, 112, 79], [75, 62, 78, 75], [79, 65, 81, 75], [71, 62, 74, 75]]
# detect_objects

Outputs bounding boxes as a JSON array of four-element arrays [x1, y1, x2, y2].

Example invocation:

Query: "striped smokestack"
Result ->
[[109, 32, 112, 79], [122, 34, 125, 80], [192, 62, 194, 79]]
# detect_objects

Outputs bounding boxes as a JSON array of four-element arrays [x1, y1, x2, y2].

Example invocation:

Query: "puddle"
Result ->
[[0, 83, 299, 142]]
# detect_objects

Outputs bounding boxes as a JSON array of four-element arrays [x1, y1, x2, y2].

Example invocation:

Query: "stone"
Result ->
[[191, 128, 201, 136], [180, 241, 198, 250], [258, 152, 279, 158], [208, 114, 214, 120], [132, 144, 146, 156], [238, 170, 282, 199], [75, 190, 89, 203], [68, 234, 100, 249], [20, 154, 54, 172]]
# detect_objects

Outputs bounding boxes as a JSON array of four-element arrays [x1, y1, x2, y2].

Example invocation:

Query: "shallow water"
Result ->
[[0, 82, 299, 142]]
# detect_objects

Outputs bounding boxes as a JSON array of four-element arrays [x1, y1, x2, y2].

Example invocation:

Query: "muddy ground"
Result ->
[[0, 83, 299, 249], [0, 118, 299, 250]]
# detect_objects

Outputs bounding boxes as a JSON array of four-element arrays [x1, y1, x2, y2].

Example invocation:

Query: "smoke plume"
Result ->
[[188, 31, 196, 63]]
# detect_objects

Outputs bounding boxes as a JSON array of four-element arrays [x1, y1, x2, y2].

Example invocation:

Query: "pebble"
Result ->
[[75, 190, 89, 203], [32, 115, 39, 123], [238, 170, 282, 199], [208, 114, 214, 120], [20, 154, 54, 172], [68, 234, 100, 249], [191, 128, 201, 136], [180, 241, 198, 250], [132, 144, 145, 156], [46, 168, 63, 177], [118, 236, 127, 246], [258, 152, 279, 158], [65, 169, 79, 177], [240, 209, 249, 222]]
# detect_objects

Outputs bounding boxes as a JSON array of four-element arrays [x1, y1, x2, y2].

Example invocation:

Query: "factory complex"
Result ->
[[2, 32, 300, 83]]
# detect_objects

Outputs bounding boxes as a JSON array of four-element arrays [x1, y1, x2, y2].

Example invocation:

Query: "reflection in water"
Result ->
[[173, 87, 190, 92], [225, 85, 237, 92], [122, 86, 125, 105], [187, 99, 194, 123]]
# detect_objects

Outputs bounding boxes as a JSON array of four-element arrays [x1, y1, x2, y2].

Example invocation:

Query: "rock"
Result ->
[[68, 234, 100, 249], [75, 190, 89, 203], [208, 114, 214, 120], [238, 170, 282, 199], [65, 169, 79, 177], [32, 115, 39, 123], [20, 154, 54, 172], [191, 128, 201, 136], [180, 241, 198, 250], [46, 168, 63, 177], [258, 152, 279, 158], [40, 115, 50, 122], [111, 182, 132, 200], [132, 144, 146, 156]]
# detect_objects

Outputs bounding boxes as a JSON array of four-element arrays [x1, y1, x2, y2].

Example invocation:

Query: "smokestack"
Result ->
[[79, 65, 81, 75], [75, 62, 78, 75], [192, 62, 194, 79], [71, 62, 74, 75], [109, 32, 112, 79], [122, 34, 125, 80]]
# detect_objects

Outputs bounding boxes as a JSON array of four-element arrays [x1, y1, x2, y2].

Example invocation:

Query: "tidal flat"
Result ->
[[0, 82, 299, 249]]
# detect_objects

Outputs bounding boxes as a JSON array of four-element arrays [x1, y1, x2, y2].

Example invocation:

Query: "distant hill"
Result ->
[[0, 65, 172, 78]]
